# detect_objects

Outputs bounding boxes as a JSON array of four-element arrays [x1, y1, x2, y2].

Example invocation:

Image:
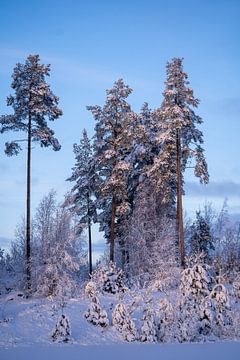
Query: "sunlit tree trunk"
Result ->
[[26, 113, 31, 291], [110, 195, 116, 262], [176, 129, 185, 267], [87, 194, 92, 276]]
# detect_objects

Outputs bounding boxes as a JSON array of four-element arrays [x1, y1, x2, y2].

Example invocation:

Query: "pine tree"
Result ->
[[0, 55, 62, 291], [87, 79, 135, 262], [148, 58, 209, 266], [67, 129, 96, 276], [127, 103, 156, 206]]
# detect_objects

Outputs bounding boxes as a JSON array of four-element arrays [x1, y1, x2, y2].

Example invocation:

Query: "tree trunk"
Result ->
[[87, 194, 92, 277], [175, 188, 180, 262], [176, 129, 185, 267], [26, 114, 31, 292], [109, 195, 116, 262]]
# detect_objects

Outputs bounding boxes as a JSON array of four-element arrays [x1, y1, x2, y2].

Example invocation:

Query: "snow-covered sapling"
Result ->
[[175, 262, 211, 342], [156, 297, 174, 342], [209, 283, 233, 338], [85, 280, 98, 299], [85, 290, 109, 327], [112, 303, 137, 342], [102, 261, 126, 294], [52, 314, 71, 342], [140, 295, 157, 342]]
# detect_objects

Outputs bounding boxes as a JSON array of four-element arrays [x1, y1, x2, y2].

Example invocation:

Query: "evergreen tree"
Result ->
[[102, 261, 125, 294], [209, 282, 233, 338], [0, 54, 62, 291], [112, 303, 137, 341], [85, 289, 109, 327], [52, 314, 71, 343], [88, 79, 135, 261], [140, 295, 157, 342], [190, 210, 214, 261], [67, 129, 96, 275], [127, 103, 156, 206], [148, 58, 209, 266], [175, 259, 211, 341], [85, 280, 98, 299], [156, 298, 174, 342]]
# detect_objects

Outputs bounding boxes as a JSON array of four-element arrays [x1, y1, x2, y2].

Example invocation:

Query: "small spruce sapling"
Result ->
[[52, 314, 71, 343], [209, 282, 233, 338], [176, 259, 211, 342], [102, 261, 126, 294], [156, 297, 174, 342], [140, 294, 157, 342], [85, 280, 98, 299], [112, 303, 137, 342], [84, 286, 109, 327], [52, 294, 71, 343]]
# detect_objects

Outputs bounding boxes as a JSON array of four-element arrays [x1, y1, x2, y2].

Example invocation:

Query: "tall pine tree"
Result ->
[[149, 58, 209, 266], [88, 79, 135, 262], [0, 54, 62, 291]]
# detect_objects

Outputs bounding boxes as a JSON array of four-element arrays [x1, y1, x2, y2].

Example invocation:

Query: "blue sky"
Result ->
[[0, 0, 240, 254]]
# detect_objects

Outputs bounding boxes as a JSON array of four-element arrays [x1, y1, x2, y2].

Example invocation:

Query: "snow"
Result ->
[[0, 342, 240, 360], [0, 286, 240, 359]]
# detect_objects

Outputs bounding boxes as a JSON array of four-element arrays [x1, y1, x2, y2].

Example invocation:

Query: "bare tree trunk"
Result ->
[[87, 194, 92, 277], [109, 195, 116, 262], [175, 189, 180, 262], [176, 129, 185, 267], [26, 114, 31, 292]]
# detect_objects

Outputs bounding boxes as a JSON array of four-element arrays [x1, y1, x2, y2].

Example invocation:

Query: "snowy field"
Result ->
[[0, 292, 240, 360], [1, 342, 240, 360]]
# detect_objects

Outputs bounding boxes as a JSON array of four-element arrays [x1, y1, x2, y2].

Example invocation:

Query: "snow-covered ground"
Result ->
[[1, 342, 240, 360], [0, 292, 124, 347], [0, 291, 240, 360]]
